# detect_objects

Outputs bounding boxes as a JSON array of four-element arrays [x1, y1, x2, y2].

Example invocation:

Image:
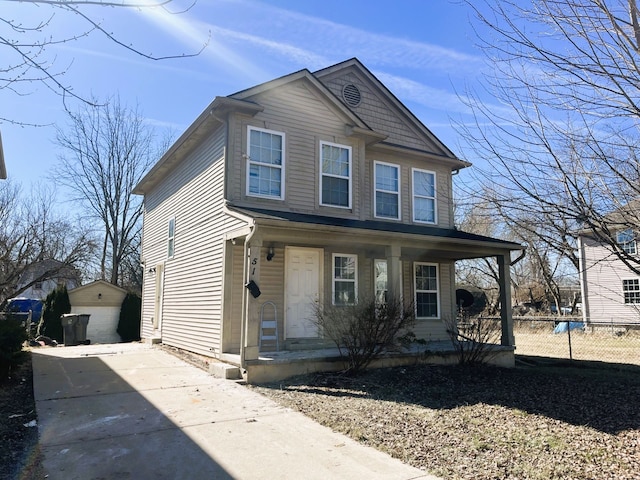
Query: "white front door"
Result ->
[[285, 247, 322, 338]]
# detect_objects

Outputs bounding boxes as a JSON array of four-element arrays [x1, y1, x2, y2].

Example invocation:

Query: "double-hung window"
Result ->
[[374, 161, 400, 219], [617, 229, 637, 255], [623, 279, 640, 304], [333, 254, 357, 305], [412, 168, 437, 224], [247, 127, 285, 199], [320, 141, 352, 208], [167, 218, 175, 259], [414, 262, 439, 318]]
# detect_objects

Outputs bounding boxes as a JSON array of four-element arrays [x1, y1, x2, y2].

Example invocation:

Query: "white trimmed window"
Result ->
[[333, 254, 357, 305], [617, 229, 637, 255], [374, 161, 400, 219], [412, 168, 437, 224], [247, 127, 285, 199], [167, 218, 175, 259], [374, 259, 402, 304], [320, 141, 352, 208], [414, 262, 439, 318], [623, 279, 640, 304]]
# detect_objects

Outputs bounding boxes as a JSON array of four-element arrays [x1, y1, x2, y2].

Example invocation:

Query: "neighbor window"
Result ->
[[167, 218, 175, 258], [412, 168, 436, 224], [414, 262, 439, 318], [247, 127, 285, 199], [374, 162, 400, 219], [617, 229, 637, 255], [320, 141, 352, 208], [333, 254, 357, 305], [623, 279, 640, 304]]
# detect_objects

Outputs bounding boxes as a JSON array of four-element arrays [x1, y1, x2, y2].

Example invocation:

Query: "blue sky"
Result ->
[[1, 0, 493, 190]]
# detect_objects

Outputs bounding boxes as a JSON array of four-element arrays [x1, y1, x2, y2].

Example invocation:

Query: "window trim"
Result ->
[[320, 141, 352, 209], [332, 253, 358, 305], [374, 161, 401, 220], [246, 126, 286, 201], [167, 217, 175, 259], [616, 229, 637, 255], [411, 167, 437, 224], [374, 258, 402, 304], [622, 278, 640, 304], [413, 262, 440, 319]]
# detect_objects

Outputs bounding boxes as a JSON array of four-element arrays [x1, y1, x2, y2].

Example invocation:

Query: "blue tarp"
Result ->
[[553, 321, 584, 334]]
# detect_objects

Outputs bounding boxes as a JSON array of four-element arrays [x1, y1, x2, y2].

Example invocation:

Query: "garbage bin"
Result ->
[[75, 314, 91, 345], [61, 314, 79, 346]]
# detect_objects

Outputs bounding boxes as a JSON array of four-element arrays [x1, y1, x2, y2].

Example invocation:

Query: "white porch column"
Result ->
[[498, 254, 515, 347], [244, 237, 263, 361], [386, 244, 402, 303]]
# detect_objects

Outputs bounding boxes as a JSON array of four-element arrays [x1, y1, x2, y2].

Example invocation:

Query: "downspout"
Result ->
[[510, 248, 526, 266], [240, 221, 257, 370]]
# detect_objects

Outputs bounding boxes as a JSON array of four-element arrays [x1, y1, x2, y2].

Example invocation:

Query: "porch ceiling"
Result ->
[[227, 206, 523, 261]]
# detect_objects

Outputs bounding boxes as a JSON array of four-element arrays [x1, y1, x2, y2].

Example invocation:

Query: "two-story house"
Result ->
[[134, 58, 523, 383], [578, 202, 640, 328]]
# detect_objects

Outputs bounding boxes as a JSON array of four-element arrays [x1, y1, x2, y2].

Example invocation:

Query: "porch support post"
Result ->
[[385, 244, 402, 303], [497, 254, 515, 347], [244, 237, 263, 361]]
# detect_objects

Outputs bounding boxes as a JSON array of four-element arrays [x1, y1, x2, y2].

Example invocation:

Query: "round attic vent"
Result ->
[[342, 84, 362, 107]]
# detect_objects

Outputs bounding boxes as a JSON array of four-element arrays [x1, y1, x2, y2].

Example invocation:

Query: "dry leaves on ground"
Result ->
[[250, 359, 640, 480]]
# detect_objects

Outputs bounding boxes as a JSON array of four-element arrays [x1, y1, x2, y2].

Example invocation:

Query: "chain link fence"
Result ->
[[510, 316, 640, 366]]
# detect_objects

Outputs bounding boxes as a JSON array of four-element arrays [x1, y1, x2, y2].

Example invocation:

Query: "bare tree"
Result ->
[[1, 0, 206, 123], [55, 96, 158, 285], [458, 0, 640, 276], [0, 181, 96, 307]]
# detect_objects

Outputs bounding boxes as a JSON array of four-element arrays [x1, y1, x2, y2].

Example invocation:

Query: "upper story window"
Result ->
[[167, 217, 175, 259], [616, 229, 636, 255], [320, 141, 352, 208], [412, 168, 437, 224], [623, 279, 640, 304], [414, 262, 439, 318], [374, 161, 400, 220], [333, 253, 357, 305], [247, 127, 285, 200]]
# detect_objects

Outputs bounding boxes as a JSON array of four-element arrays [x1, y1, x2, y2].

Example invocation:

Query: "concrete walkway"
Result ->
[[32, 343, 439, 480]]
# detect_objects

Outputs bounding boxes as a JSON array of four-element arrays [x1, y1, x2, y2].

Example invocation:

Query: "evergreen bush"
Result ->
[[0, 318, 28, 380], [37, 286, 71, 343], [117, 292, 141, 342]]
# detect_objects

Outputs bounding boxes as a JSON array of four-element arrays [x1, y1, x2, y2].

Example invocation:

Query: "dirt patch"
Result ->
[[250, 359, 640, 480], [0, 352, 45, 480]]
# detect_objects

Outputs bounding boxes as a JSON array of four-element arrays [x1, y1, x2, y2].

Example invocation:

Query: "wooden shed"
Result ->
[[68, 280, 128, 344]]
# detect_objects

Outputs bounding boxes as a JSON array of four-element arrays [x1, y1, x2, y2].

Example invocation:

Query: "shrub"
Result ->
[[445, 315, 502, 365], [0, 318, 28, 380], [37, 286, 71, 343], [312, 295, 415, 374], [117, 293, 141, 342]]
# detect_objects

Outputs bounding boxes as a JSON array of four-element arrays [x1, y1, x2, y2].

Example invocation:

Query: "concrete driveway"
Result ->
[[32, 343, 439, 479]]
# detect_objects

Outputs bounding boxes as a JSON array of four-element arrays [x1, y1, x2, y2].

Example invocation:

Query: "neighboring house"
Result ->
[[578, 205, 640, 328], [68, 280, 128, 344], [134, 58, 523, 382], [17, 259, 81, 300], [0, 129, 6, 179]]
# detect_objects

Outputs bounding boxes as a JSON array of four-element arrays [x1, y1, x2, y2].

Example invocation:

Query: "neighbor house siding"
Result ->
[[581, 236, 640, 325], [140, 126, 247, 356], [227, 82, 362, 218]]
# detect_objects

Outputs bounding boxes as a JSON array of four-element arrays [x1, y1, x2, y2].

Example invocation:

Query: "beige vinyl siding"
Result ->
[[255, 246, 285, 348], [140, 125, 249, 356], [319, 70, 437, 153], [227, 81, 361, 217], [366, 150, 454, 228], [581, 236, 640, 324]]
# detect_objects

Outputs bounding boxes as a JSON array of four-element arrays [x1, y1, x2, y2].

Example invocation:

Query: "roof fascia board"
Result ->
[[134, 97, 263, 194]]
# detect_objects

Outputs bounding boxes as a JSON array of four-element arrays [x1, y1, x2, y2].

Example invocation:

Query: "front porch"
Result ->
[[219, 341, 516, 384]]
